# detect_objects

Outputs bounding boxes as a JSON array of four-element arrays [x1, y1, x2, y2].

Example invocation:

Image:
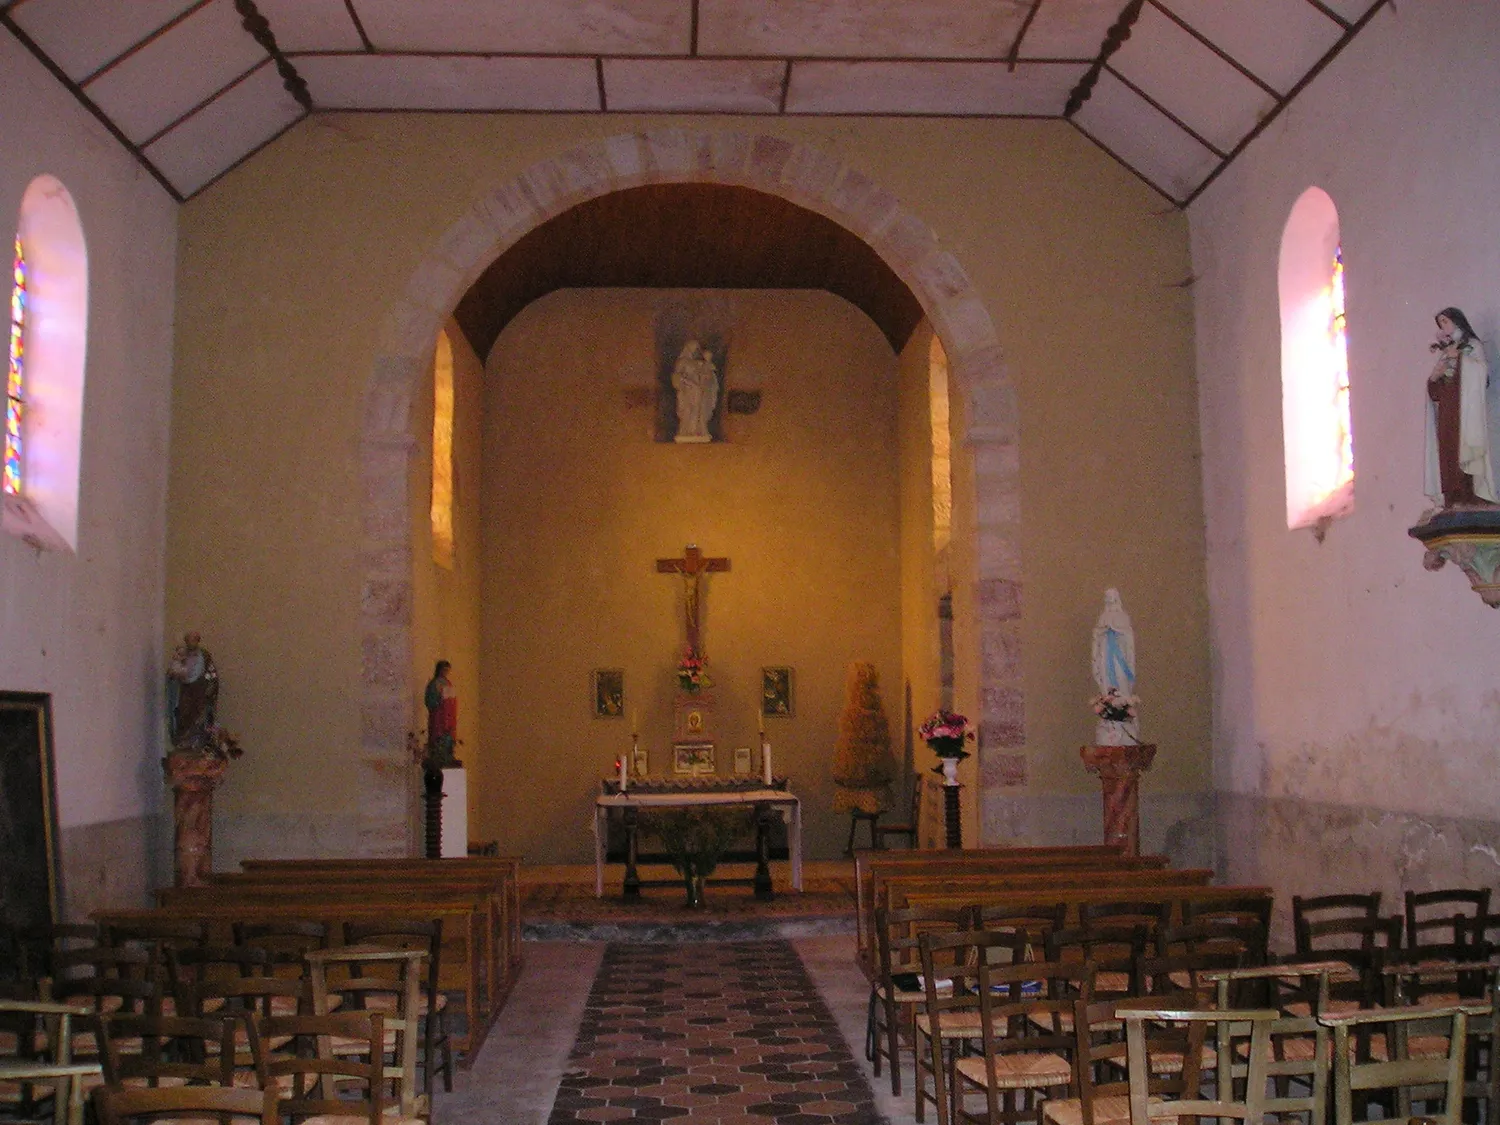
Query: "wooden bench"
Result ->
[[887, 883, 1274, 931], [95, 896, 493, 1064], [854, 846, 1169, 962], [236, 857, 521, 988]]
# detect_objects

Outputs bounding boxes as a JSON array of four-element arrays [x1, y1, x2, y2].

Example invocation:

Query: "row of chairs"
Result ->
[[910, 929, 1492, 1125]]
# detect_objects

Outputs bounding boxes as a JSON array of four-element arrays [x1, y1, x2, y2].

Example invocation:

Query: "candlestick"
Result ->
[[761, 738, 772, 786]]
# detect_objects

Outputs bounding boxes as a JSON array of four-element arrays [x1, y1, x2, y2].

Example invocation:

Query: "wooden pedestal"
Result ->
[[1079, 743, 1156, 857]]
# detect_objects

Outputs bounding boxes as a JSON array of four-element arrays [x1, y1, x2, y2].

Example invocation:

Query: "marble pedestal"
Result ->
[[163, 752, 227, 887], [1079, 744, 1156, 857]]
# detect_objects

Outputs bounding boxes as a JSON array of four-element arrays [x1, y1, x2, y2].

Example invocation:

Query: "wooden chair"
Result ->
[[102, 920, 207, 958], [305, 945, 428, 1122], [342, 920, 453, 1094], [1292, 914, 1403, 1014], [165, 945, 273, 1015], [869, 904, 972, 1099], [1405, 889, 1491, 961], [50, 949, 165, 1061], [0, 999, 101, 1125], [93, 1012, 243, 1088], [256, 1011, 421, 1125], [1319, 1004, 1478, 1125], [1119, 1005, 1279, 1125], [1154, 919, 1268, 966], [1293, 893, 1382, 956], [93, 1084, 277, 1125], [974, 902, 1067, 949], [873, 775, 923, 850], [951, 958, 1095, 1125], [231, 920, 331, 970], [1045, 924, 1146, 1001], [915, 928, 1032, 1125]]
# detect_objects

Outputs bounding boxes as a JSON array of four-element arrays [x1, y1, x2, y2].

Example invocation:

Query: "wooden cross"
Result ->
[[655, 544, 730, 656]]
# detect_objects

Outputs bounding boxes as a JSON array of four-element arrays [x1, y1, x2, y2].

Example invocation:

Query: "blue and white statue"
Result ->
[[1091, 589, 1139, 744]]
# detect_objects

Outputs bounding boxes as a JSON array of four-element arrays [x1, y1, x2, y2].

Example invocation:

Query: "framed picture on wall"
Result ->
[[0, 692, 62, 933], [732, 746, 753, 775], [761, 667, 793, 717], [591, 669, 624, 718]]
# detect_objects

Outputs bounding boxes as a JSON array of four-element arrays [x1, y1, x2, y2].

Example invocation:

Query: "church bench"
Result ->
[[862, 865, 1202, 969], [200, 870, 518, 996], [95, 898, 492, 1062], [148, 884, 498, 1017], [853, 846, 1168, 963], [236, 857, 521, 983]]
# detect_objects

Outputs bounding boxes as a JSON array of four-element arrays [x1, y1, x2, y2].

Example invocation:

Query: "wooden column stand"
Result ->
[[162, 752, 227, 888], [1079, 743, 1156, 857], [937, 755, 965, 849], [422, 763, 444, 859]]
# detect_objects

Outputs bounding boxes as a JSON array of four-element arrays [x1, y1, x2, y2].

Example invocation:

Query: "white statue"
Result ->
[[672, 340, 719, 443], [1091, 588, 1139, 744]]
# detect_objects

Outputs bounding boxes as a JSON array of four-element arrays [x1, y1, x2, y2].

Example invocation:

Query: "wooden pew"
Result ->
[[237, 858, 521, 988], [887, 883, 1274, 931], [853, 845, 1169, 963], [96, 897, 493, 1062]]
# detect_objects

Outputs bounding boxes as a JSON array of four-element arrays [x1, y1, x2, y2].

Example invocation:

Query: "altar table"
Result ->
[[593, 786, 803, 898]]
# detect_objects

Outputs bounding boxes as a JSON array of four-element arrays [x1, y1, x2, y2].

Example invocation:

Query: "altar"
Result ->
[[592, 780, 803, 899]]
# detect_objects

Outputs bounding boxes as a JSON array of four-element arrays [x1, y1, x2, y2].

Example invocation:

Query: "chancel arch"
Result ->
[[357, 130, 1021, 855]]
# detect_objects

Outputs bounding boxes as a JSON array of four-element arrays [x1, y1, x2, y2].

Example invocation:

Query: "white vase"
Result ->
[[940, 756, 961, 786], [1095, 719, 1139, 746]]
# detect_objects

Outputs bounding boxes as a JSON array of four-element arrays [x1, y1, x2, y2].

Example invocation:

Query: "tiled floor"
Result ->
[[441, 936, 924, 1125]]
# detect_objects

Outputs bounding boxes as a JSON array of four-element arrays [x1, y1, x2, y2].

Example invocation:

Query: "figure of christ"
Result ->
[[424, 660, 458, 763], [656, 545, 730, 656]]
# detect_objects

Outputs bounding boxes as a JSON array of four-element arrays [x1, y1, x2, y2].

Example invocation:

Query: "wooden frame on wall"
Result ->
[[761, 666, 793, 717], [0, 691, 62, 930], [592, 669, 624, 718]]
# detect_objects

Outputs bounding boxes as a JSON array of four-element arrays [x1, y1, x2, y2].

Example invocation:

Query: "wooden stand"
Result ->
[[1079, 743, 1156, 857], [422, 764, 444, 859], [162, 752, 227, 888]]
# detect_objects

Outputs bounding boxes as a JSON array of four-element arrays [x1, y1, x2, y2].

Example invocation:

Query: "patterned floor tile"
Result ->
[[548, 942, 886, 1125]]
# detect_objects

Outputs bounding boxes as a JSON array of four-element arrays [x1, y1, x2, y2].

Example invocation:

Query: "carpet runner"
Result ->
[[547, 940, 885, 1124]]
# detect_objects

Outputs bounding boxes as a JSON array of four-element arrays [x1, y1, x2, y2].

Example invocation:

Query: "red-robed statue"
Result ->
[[424, 660, 459, 766]]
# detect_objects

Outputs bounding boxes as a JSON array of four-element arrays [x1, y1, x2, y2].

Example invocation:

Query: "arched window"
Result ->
[[1279, 187, 1354, 533], [3, 176, 88, 552], [430, 328, 455, 569]]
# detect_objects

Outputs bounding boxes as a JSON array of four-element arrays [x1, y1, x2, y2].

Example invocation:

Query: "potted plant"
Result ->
[[918, 709, 973, 784], [644, 807, 753, 907]]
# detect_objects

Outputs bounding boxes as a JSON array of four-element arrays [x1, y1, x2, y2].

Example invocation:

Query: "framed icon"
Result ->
[[761, 666, 793, 717], [673, 742, 715, 775], [592, 669, 624, 718]]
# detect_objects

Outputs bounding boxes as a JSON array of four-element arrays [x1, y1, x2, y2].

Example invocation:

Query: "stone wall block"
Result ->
[[360, 577, 411, 625], [403, 256, 463, 313], [555, 144, 614, 200], [913, 249, 972, 304], [977, 578, 1023, 621], [782, 145, 846, 207], [982, 626, 1023, 681], [361, 698, 410, 753], [972, 441, 1021, 480], [874, 212, 939, 277], [969, 381, 1020, 438], [360, 628, 409, 696], [641, 128, 693, 176], [950, 343, 1008, 387], [980, 691, 1026, 747], [363, 542, 413, 580], [982, 752, 1028, 789], [378, 301, 440, 360], [478, 182, 543, 243], [749, 135, 796, 184], [941, 295, 1001, 358], [602, 133, 648, 182], [701, 130, 751, 178], [977, 527, 1022, 577], [975, 480, 1022, 526], [437, 211, 500, 278]]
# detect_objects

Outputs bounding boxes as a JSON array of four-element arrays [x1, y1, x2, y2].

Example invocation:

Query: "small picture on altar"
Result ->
[[761, 667, 793, 717], [674, 742, 715, 775], [733, 746, 753, 775], [591, 669, 624, 718]]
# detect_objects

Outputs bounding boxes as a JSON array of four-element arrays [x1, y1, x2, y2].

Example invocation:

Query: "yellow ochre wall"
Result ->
[[166, 114, 1208, 862], [479, 289, 901, 863]]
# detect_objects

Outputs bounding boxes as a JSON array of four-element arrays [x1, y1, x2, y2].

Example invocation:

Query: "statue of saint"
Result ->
[[424, 660, 459, 766], [672, 340, 720, 442], [1425, 307, 1497, 509], [1091, 589, 1136, 696], [167, 632, 219, 750]]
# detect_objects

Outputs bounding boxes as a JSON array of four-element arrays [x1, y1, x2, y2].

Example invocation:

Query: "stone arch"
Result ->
[[356, 128, 1022, 855]]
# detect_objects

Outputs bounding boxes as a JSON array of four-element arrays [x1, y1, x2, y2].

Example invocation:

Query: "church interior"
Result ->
[[4, 1, 1500, 1122]]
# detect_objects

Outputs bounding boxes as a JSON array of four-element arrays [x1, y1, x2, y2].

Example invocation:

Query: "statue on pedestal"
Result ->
[[163, 632, 241, 887], [1090, 589, 1139, 745], [671, 340, 720, 443], [424, 660, 460, 767], [1424, 307, 1497, 510]]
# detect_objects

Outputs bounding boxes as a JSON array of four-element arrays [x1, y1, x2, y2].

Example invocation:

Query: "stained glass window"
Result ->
[[431, 330, 455, 568], [5, 234, 25, 496]]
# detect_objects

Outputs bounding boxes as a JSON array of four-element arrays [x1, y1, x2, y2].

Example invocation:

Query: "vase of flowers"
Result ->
[[1090, 688, 1140, 745], [676, 649, 713, 693], [919, 709, 973, 784]]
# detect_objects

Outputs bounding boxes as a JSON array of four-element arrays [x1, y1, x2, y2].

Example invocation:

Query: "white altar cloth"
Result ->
[[592, 787, 803, 897]]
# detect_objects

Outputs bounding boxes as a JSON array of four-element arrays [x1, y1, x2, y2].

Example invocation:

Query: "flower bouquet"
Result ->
[[918, 709, 974, 758], [677, 649, 713, 693], [1090, 688, 1138, 723]]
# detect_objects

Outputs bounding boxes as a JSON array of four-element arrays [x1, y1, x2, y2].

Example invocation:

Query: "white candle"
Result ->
[[762, 739, 773, 786], [619, 753, 628, 792]]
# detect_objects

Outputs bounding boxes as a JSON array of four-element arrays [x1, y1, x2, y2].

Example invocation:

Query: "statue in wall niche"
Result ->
[[167, 631, 219, 750], [672, 340, 720, 443], [1425, 307, 1498, 509]]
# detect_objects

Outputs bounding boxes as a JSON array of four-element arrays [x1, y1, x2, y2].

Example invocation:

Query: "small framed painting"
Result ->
[[732, 746, 753, 775], [592, 669, 624, 718], [761, 667, 793, 717], [673, 742, 715, 775]]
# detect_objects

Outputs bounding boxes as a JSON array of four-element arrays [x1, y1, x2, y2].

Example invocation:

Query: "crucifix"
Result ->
[[655, 544, 730, 656]]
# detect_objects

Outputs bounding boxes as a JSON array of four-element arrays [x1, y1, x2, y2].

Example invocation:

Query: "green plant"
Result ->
[[642, 808, 753, 903]]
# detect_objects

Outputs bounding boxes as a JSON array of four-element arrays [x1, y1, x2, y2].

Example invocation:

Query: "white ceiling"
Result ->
[[0, 0, 1385, 204]]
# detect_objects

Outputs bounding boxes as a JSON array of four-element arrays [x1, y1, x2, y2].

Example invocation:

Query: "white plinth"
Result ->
[[441, 767, 467, 858]]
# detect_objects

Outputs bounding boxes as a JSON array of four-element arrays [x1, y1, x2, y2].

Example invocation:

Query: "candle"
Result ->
[[761, 738, 773, 786], [619, 752, 628, 792]]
